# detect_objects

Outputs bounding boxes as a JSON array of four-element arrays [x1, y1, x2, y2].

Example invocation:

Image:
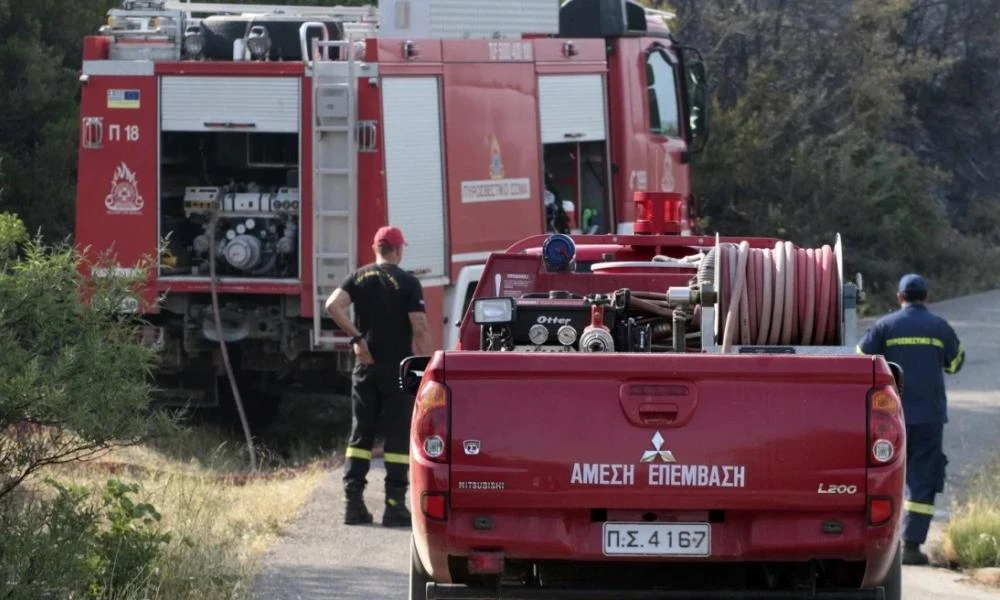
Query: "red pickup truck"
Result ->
[[403, 233, 906, 600]]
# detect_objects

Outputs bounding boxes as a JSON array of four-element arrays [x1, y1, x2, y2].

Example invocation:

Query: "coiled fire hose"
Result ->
[[208, 213, 258, 473], [716, 240, 840, 353]]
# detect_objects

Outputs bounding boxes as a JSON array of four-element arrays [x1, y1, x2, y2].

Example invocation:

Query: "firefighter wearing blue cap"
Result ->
[[857, 273, 965, 565]]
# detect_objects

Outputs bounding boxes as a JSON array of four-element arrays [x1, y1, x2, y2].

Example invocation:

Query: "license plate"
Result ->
[[602, 522, 711, 557]]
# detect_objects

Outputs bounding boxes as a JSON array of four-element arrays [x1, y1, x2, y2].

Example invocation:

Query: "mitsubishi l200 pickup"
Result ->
[[402, 233, 905, 600]]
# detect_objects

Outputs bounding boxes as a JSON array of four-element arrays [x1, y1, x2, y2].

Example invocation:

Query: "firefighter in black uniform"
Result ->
[[324, 225, 435, 526], [857, 273, 965, 565]]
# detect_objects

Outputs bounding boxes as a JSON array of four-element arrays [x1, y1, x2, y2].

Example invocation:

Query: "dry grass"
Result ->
[[22, 428, 329, 600], [943, 455, 1000, 570], [942, 501, 1000, 569]]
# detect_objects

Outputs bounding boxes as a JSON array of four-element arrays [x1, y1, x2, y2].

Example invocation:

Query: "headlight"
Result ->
[[473, 297, 515, 324]]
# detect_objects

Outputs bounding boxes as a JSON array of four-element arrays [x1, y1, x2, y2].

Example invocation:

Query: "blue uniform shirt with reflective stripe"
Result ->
[[857, 304, 964, 424]]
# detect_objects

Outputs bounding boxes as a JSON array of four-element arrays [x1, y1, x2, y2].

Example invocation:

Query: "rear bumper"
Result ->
[[427, 584, 885, 599], [413, 507, 900, 591]]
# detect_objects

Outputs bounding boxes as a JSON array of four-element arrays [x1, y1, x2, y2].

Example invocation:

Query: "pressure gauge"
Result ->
[[557, 325, 578, 346], [528, 324, 549, 345], [542, 233, 576, 272]]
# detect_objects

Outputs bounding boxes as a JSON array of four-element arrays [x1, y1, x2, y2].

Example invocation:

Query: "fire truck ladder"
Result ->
[[305, 25, 364, 349]]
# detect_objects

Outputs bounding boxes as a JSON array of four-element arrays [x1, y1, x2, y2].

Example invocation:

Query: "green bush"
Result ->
[[0, 478, 171, 600], [0, 211, 171, 502]]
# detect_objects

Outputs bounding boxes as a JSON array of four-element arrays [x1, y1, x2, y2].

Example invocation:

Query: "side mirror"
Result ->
[[887, 361, 905, 399], [399, 355, 431, 394], [677, 46, 709, 153]]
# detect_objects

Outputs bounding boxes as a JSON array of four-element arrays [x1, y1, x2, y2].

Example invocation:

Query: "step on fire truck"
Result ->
[[74, 0, 709, 407]]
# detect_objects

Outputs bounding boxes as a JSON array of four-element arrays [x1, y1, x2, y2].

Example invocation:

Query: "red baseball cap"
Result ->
[[373, 225, 407, 247]]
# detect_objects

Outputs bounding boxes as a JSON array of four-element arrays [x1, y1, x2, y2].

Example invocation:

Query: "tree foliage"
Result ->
[[0, 211, 165, 501], [658, 0, 1000, 307]]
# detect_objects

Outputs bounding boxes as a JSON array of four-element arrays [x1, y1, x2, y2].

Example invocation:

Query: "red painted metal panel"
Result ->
[[371, 38, 444, 63], [82, 36, 111, 60], [607, 37, 647, 228], [155, 281, 300, 295], [75, 75, 160, 313], [530, 38, 606, 63], [441, 62, 544, 282], [422, 285, 445, 350], [299, 75, 315, 317], [153, 61, 305, 76], [607, 37, 692, 232], [356, 68, 388, 266]]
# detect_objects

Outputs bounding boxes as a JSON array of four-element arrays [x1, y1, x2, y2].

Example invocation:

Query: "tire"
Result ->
[[409, 535, 432, 600], [881, 542, 903, 600]]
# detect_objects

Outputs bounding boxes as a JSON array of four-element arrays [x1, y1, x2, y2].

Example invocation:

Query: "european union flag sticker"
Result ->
[[107, 89, 141, 109]]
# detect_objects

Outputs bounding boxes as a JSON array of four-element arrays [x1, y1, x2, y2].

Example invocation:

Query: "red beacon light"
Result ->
[[633, 191, 687, 235]]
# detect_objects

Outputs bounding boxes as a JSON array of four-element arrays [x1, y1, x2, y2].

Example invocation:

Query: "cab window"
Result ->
[[645, 49, 681, 138]]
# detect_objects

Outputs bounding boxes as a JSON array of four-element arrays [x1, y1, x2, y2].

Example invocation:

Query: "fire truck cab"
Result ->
[[74, 0, 709, 407]]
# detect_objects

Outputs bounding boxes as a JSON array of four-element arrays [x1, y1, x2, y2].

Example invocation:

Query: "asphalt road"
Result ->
[[897, 288, 1000, 599], [253, 289, 1000, 599]]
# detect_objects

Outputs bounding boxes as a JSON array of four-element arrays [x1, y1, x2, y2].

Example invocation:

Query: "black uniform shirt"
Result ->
[[338, 262, 425, 365]]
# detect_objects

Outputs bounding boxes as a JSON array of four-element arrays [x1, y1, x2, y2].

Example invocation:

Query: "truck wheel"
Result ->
[[881, 543, 902, 600], [409, 535, 431, 600]]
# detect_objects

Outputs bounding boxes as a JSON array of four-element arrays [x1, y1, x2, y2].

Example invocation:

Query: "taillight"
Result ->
[[868, 496, 894, 526], [867, 385, 905, 467], [421, 491, 447, 521], [413, 380, 449, 463]]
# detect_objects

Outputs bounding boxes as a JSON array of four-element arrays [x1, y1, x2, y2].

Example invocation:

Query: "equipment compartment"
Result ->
[[158, 131, 301, 280]]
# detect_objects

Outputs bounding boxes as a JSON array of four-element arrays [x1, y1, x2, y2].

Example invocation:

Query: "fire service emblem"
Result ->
[[105, 162, 144, 214]]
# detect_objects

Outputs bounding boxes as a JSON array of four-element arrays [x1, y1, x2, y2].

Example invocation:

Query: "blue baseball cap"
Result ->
[[898, 273, 928, 295]]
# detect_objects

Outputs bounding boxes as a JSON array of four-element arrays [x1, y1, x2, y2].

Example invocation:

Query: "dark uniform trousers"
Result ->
[[903, 423, 947, 544], [343, 361, 415, 502]]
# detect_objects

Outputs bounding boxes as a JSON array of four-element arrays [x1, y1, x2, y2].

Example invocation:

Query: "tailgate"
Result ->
[[445, 352, 875, 511]]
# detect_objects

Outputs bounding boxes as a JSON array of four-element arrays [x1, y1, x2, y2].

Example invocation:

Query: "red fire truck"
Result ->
[[74, 0, 709, 406]]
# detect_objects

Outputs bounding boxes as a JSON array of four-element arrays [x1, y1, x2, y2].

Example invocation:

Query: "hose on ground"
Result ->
[[208, 213, 258, 473], [718, 240, 839, 352]]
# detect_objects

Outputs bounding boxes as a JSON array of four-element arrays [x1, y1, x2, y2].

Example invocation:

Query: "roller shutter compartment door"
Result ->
[[381, 76, 447, 279], [538, 74, 608, 144], [160, 76, 301, 133]]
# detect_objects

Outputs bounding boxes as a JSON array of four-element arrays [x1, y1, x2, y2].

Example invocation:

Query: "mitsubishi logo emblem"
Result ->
[[463, 440, 481, 455], [640, 431, 676, 463]]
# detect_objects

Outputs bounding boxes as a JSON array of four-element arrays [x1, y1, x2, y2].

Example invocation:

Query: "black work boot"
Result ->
[[902, 541, 929, 566], [344, 489, 373, 526], [382, 494, 411, 528]]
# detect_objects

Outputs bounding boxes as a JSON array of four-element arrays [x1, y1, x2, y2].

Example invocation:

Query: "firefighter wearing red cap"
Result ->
[[324, 225, 434, 526], [857, 273, 965, 565]]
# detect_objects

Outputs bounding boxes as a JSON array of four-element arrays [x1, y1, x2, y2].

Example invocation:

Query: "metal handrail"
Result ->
[[299, 21, 331, 63]]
